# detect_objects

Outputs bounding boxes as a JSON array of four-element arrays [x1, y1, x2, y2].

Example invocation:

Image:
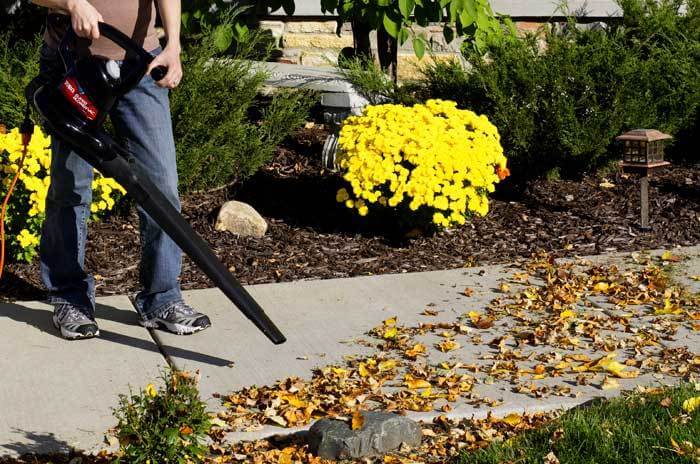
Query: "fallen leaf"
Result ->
[[601, 376, 620, 390], [351, 410, 364, 430], [661, 250, 681, 262], [501, 413, 522, 426], [682, 396, 700, 413], [438, 340, 461, 352], [544, 451, 560, 464], [383, 326, 398, 339], [593, 282, 610, 292], [462, 287, 475, 297], [499, 283, 511, 293], [660, 397, 673, 408], [405, 375, 432, 390]]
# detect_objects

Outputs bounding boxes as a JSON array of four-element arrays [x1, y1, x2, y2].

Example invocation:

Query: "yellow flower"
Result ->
[[145, 383, 158, 398], [336, 100, 507, 228]]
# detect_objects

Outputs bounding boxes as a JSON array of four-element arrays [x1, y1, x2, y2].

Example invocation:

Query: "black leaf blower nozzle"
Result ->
[[27, 15, 286, 345]]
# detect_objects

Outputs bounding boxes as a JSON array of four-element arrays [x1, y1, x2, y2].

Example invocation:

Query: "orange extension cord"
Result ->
[[0, 130, 32, 280]]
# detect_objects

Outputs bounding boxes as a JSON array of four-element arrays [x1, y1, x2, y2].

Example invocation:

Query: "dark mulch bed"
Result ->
[[2, 126, 699, 301]]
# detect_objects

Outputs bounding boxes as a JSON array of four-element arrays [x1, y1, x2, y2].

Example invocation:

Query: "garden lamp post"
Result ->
[[616, 129, 672, 230]]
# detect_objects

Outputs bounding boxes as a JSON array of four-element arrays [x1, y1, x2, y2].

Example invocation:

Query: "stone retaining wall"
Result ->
[[258, 20, 552, 80]]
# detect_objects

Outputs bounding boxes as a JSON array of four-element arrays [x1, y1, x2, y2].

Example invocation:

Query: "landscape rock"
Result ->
[[307, 411, 422, 460], [215, 201, 268, 238]]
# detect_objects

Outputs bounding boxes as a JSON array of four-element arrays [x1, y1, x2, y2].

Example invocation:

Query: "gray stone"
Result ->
[[215, 201, 267, 238], [307, 412, 422, 460]]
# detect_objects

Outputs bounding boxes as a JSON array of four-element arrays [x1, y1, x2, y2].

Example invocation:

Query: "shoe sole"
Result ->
[[141, 318, 211, 335], [52, 315, 99, 340]]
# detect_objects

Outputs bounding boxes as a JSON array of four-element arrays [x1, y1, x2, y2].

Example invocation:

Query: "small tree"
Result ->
[[322, 0, 506, 80]]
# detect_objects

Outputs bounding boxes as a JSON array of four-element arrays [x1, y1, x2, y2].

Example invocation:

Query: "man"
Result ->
[[32, 0, 211, 339]]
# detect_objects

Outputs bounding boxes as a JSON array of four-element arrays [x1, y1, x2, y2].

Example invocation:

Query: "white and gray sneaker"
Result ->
[[52, 303, 99, 340], [140, 300, 211, 335]]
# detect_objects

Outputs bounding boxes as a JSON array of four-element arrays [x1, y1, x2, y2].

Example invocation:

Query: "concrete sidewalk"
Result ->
[[1, 246, 698, 457]]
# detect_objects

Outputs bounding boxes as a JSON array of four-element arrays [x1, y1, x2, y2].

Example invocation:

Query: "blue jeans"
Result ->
[[39, 44, 183, 319]]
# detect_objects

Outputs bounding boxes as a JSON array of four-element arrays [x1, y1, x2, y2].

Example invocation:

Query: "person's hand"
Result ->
[[147, 45, 183, 89], [67, 0, 103, 40]]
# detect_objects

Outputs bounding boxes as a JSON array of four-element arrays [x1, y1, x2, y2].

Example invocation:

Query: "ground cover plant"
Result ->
[[170, 12, 316, 193], [463, 383, 700, 463]]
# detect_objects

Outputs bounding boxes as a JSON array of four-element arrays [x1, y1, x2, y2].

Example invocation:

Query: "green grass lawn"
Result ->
[[462, 384, 700, 464]]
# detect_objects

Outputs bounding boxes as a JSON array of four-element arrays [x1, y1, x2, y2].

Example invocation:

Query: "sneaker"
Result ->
[[52, 303, 99, 340], [140, 300, 211, 335]]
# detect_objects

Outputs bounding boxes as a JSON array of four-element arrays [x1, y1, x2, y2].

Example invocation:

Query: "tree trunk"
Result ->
[[351, 18, 373, 60], [377, 27, 398, 83]]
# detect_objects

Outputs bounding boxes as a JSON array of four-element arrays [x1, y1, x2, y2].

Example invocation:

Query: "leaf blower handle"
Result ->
[[150, 66, 168, 82]]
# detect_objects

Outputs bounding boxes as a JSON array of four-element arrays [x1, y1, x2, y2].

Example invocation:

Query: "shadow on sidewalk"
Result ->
[[0, 429, 75, 458], [0, 301, 232, 367]]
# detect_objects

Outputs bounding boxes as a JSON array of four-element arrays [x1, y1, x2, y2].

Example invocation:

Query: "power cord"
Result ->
[[0, 107, 34, 280]]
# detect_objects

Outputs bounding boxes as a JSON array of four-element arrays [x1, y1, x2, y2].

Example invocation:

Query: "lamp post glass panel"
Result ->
[[617, 129, 672, 167], [616, 129, 672, 230]]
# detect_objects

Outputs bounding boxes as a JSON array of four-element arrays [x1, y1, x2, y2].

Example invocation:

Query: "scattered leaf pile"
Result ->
[[213, 251, 699, 437], [214, 412, 556, 464]]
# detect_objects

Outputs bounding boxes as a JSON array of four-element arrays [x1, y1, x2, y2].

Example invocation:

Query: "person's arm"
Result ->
[[146, 0, 183, 89], [31, 0, 103, 40]]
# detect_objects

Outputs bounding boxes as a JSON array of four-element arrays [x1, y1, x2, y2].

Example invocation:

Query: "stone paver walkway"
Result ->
[[1, 246, 698, 457]]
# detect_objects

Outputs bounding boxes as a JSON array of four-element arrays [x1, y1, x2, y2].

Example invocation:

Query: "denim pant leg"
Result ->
[[39, 47, 96, 312], [109, 74, 183, 318]]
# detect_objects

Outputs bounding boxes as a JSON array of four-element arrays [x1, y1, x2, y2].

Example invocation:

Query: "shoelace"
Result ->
[[157, 301, 196, 319], [57, 305, 92, 323]]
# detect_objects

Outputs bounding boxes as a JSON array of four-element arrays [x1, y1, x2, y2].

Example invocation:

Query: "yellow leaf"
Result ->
[[405, 343, 427, 358], [661, 250, 680, 262], [383, 326, 398, 339], [655, 298, 683, 315], [468, 311, 482, 324], [438, 340, 461, 352], [421, 386, 432, 398], [499, 283, 511, 293], [278, 447, 294, 464], [282, 394, 306, 408], [559, 310, 576, 320], [384, 317, 397, 327], [358, 362, 370, 377], [501, 413, 522, 426], [332, 367, 349, 377], [682, 396, 700, 413], [351, 410, 365, 430], [690, 275, 700, 281], [593, 282, 609, 292], [601, 376, 620, 390], [405, 375, 431, 390], [378, 360, 398, 372]]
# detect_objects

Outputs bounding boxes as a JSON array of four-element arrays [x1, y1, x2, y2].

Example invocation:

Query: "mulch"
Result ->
[[1, 126, 698, 302]]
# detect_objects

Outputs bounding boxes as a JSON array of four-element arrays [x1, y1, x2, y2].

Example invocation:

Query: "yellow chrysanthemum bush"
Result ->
[[0, 125, 126, 262], [336, 99, 510, 230]]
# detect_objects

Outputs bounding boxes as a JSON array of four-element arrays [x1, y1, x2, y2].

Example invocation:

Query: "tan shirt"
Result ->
[[44, 1, 160, 60]]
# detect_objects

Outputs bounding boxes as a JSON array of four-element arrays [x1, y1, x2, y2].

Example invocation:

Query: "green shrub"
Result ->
[[171, 16, 316, 193], [420, 0, 700, 180], [113, 369, 211, 463], [0, 32, 40, 129]]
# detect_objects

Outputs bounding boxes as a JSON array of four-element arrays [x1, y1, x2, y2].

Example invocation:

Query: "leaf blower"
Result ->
[[17, 15, 286, 345]]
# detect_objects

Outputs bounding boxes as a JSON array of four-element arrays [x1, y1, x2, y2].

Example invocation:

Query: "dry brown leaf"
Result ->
[[351, 410, 365, 430]]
